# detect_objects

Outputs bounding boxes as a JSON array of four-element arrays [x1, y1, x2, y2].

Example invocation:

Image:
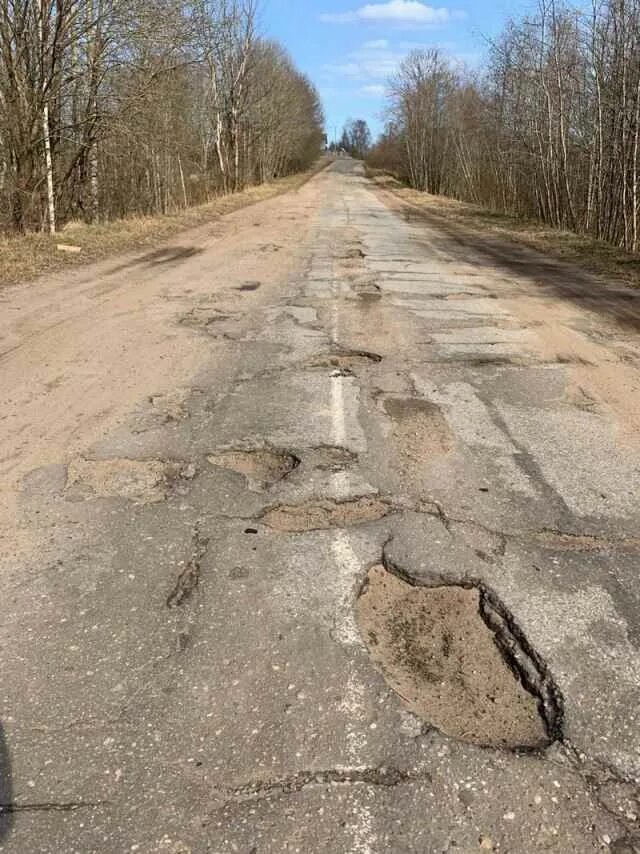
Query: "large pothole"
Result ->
[[350, 278, 382, 304], [357, 291, 383, 305], [179, 306, 233, 330], [356, 564, 555, 750], [309, 349, 382, 371], [207, 447, 300, 492], [65, 457, 196, 504], [384, 397, 453, 460], [262, 496, 390, 532], [309, 445, 358, 472], [148, 391, 192, 423]]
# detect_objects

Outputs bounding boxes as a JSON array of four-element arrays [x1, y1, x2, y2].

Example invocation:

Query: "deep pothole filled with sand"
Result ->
[[356, 564, 560, 750], [261, 495, 391, 532], [383, 397, 454, 460]]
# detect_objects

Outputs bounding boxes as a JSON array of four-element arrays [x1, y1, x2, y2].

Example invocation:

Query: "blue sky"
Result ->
[[263, 0, 530, 141]]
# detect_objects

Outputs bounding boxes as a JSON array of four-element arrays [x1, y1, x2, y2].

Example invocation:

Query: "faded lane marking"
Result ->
[[331, 277, 377, 854]]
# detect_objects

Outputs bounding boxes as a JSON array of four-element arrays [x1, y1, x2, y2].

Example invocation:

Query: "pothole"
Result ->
[[262, 495, 390, 532], [179, 307, 233, 329], [148, 392, 190, 423], [357, 291, 383, 305], [357, 565, 556, 750], [207, 447, 300, 492], [353, 279, 380, 292], [310, 445, 358, 471], [384, 397, 453, 459], [344, 245, 366, 260], [309, 349, 382, 370], [351, 279, 382, 302], [65, 457, 197, 504]]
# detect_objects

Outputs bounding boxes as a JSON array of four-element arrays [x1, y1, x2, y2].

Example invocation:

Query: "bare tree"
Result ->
[[341, 119, 372, 159], [369, 0, 640, 253], [0, 0, 324, 233]]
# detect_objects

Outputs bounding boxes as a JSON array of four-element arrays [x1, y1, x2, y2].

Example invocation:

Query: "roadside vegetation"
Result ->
[[0, 158, 331, 287], [367, 0, 640, 263], [0, 0, 324, 238]]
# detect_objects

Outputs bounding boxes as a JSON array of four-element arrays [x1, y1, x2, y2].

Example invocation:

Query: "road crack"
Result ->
[[413, 501, 639, 554], [215, 766, 431, 804], [0, 800, 106, 813], [166, 526, 210, 608], [555, 741, 640, 834]]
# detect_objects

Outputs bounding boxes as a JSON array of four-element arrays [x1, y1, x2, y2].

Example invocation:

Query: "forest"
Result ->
[[0, 0, 325, 234], [368, 0, 640, 252]]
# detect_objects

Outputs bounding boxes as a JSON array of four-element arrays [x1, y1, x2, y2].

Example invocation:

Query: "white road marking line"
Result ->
[[330, 261, 378, 854], [331, 373, 347, 448], [331, 531, 363, 648]]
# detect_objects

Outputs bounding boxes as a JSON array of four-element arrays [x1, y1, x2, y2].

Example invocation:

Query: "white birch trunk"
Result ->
[[40, 2, 56, 233], [178, 156, 188, 208], [43, 101, 55, 233]]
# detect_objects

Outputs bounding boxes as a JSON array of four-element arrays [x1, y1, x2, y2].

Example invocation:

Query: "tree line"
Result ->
[[332, 118, 372, 159], [0, 0, 324, 234], [368, 0, 640, 252]]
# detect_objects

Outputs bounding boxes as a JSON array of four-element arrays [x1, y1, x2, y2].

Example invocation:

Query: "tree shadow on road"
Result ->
[[404, 205, 640, 334], [364, 175, 640, 335]]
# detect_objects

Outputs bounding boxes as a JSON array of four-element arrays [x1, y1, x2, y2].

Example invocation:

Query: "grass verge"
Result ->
[[367, 168, 640, 289], [0, 157, 333, 288]]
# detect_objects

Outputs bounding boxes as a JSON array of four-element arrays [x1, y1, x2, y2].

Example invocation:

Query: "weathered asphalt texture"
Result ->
[[1, 159, 640, 852]]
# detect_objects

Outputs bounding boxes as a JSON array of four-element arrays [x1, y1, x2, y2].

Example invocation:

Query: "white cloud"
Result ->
[[325, 41, 404, 80], [323, 35, 475, 93], [359, 84, 386, 96], [320, 1, 460, 26]]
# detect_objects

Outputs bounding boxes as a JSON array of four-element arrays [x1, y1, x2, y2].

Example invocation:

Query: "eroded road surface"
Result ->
[[1, 160, 640, 852]]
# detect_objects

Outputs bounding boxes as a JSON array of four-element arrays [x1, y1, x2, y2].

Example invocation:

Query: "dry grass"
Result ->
[[367, 168, 640, 289], [0, 158, 332, 288]]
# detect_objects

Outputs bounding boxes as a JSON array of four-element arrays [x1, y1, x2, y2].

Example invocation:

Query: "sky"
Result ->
[[262, 0, 530, 142]]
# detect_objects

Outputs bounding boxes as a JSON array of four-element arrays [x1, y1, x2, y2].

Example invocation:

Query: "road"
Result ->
[[1, 159, 639, 853]]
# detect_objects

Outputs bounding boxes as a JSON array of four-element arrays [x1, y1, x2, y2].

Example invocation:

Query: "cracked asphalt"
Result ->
[[1, 159, 640, 852]]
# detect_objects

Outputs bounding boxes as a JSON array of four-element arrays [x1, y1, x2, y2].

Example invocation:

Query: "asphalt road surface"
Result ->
[[1, 159, 640, 853]]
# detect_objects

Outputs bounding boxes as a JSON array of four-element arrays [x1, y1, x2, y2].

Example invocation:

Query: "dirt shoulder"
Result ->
[[367, 170, 640, 290], [0, 157, 333, 289], [0, 161, 330, 555]]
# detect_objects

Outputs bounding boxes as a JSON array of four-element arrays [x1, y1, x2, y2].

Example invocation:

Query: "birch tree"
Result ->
[[0, 0, 324, 233]]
